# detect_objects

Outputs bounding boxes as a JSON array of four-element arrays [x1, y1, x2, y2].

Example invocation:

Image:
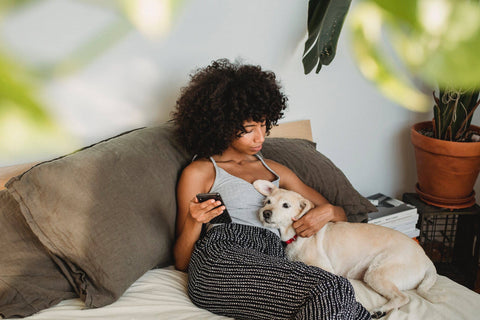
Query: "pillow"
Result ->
[[0, 190, 75, 318], [6, 124, 191, 308], [261, 138, 375, 222], [5, 124, 373, 312]]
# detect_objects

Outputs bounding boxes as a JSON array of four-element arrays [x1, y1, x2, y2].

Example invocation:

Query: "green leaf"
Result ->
[[433, 89, 480, 140], [302, 0, 353, 74], [370, 0, 421, 30]]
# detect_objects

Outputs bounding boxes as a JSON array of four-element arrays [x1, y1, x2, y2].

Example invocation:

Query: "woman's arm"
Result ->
[[173, 162, 225, 271], [266, 160, 347, 238]]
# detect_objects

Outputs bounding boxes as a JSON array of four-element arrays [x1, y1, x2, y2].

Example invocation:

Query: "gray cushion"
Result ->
[[6, 124, 191, 308], [5, 124, 373, 311], [0, 190, 75, 318]]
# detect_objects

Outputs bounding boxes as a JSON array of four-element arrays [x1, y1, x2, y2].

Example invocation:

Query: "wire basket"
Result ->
[[418, 213, 458, 263]]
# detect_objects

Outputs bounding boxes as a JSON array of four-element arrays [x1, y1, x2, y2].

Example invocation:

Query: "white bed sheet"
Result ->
[[19, 266, 480, 320], [351, 275, 480, 319]]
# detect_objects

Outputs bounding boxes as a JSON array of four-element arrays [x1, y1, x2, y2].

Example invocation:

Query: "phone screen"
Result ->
[[196, 192, 232, 224]]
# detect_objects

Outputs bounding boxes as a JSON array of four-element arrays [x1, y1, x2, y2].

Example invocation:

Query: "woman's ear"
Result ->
[[253, 179, 276, 196]]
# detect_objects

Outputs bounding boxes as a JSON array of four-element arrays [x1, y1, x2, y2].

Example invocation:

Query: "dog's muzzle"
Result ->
[[262, 210, 272, 222]]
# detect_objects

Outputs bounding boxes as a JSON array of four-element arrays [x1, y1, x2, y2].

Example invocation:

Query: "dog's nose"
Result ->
[[263, 210, 272, 220]]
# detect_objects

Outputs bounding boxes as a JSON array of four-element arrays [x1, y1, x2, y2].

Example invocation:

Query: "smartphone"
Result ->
[[196, 192, 232, 224]]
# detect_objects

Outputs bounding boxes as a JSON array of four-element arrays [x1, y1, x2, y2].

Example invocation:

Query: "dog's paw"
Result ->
[[371, 311, 387, 319]]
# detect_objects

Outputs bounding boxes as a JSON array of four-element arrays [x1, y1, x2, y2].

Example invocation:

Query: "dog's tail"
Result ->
[[417, 260, 445, 303]]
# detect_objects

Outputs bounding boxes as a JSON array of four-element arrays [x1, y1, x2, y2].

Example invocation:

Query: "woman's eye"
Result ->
[[282, 203, 290, 208]]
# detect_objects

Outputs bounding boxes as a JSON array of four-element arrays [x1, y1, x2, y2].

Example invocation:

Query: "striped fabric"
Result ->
[[188, 224, 371, 320]]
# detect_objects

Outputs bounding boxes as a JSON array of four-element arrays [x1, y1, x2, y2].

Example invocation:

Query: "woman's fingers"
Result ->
[[205, 205, 226, 221], [190, 198, 225, 223], [199, 199, 220, 209]]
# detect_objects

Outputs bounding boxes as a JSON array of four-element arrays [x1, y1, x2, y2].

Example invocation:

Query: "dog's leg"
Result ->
[[366, 274, 409, 314], [364, 258, 410, 315], [416, 260, 445, 303]]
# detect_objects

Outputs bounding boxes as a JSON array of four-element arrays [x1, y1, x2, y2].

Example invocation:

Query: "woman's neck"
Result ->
[[213, 149, 257, 165]]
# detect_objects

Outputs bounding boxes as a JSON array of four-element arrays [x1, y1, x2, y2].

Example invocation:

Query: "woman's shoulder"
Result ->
[[178, 158, 216, 193], [181, 158, 214, 178]]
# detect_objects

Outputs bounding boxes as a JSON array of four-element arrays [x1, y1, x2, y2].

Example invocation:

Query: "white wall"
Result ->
[[1, 0, 478, 199]]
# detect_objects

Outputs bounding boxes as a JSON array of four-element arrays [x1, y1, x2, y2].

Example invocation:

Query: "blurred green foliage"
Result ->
[[349, 0, 480, 112], [0, 0, 188, 163], [0, 50, 50, 122]]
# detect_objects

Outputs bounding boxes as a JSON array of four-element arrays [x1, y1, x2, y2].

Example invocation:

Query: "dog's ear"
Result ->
[[296, 199, 314, 219], [253, 180, 277, 196]]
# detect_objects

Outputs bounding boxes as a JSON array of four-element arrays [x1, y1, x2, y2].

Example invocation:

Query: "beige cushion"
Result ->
[[0, 162, 38, 191]]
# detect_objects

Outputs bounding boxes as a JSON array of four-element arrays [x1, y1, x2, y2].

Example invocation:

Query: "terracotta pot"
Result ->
[[411, 121, 480, 209]]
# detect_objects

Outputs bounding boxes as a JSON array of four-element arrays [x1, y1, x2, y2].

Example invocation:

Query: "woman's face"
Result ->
[[231, 120, 267, 155]]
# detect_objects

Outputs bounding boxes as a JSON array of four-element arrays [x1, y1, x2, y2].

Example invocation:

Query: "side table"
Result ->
[[403, 193, 480, 289]]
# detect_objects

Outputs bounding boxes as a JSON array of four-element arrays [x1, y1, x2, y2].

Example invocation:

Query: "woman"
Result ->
[[172, 59, 370, 320]]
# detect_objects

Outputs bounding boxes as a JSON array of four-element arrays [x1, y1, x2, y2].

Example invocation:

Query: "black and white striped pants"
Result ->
[[188, 224, 370, 320]]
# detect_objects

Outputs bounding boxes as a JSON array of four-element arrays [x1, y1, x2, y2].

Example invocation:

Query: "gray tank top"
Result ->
[[208, 154, 280, 237]]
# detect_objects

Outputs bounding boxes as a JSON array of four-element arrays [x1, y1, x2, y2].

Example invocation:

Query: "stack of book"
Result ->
[[366, 193, 420, 239]]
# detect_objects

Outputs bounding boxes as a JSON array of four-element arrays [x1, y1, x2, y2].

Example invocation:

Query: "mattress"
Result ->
[[19, 266, 480, 320]]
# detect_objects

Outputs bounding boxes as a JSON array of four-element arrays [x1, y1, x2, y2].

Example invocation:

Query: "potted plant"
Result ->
[[410, 89, 480, 208], [347, 0, 480, 208], [302, 0, 480, 208]]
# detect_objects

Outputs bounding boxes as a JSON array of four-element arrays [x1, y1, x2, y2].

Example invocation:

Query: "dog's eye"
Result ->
[[282, 203, 290, 208], [265, 199, 271, 204]]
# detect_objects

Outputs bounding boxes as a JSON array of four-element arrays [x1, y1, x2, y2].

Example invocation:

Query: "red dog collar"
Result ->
[[284, 235, 298, 245]]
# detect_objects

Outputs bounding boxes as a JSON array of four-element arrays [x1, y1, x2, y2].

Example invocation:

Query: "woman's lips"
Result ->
[[252, 145, 263, 152]]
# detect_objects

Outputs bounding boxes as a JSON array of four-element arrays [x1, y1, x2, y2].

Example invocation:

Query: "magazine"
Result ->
[[366, 193, 419, 238]]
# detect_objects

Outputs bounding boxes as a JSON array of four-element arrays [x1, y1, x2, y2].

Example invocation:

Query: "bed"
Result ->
[[1, 120, 480, 320]]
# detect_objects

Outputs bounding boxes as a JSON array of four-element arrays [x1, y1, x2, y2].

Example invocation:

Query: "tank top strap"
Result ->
[[255, 154, 279, 181], [209, 156, 218, 167], [209, 156, 220, 173]]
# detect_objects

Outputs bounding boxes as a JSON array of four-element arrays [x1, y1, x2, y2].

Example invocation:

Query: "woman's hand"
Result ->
[[188, 197, 225, 224], [266, 160, 347, 238], [292, 203, 346, 238], [174, 196, 225, 271]]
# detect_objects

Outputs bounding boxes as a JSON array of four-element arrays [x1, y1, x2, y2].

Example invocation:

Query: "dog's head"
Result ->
[[253, 180, 313, 229]]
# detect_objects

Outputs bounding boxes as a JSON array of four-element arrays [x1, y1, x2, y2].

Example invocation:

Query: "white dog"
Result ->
[[253, 180, 442, 317]]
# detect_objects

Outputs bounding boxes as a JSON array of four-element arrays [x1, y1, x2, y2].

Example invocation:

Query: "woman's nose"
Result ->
[[254, 128, 265, 143]]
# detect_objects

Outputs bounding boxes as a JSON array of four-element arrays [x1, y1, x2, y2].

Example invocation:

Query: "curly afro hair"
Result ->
[[172, 59, 288, 158]]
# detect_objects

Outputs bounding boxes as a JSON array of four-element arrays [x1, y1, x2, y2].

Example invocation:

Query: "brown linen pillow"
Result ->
[[6, 124, 191, 308], [261, 138, 375, 222], [0, 190, 76, 318]]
